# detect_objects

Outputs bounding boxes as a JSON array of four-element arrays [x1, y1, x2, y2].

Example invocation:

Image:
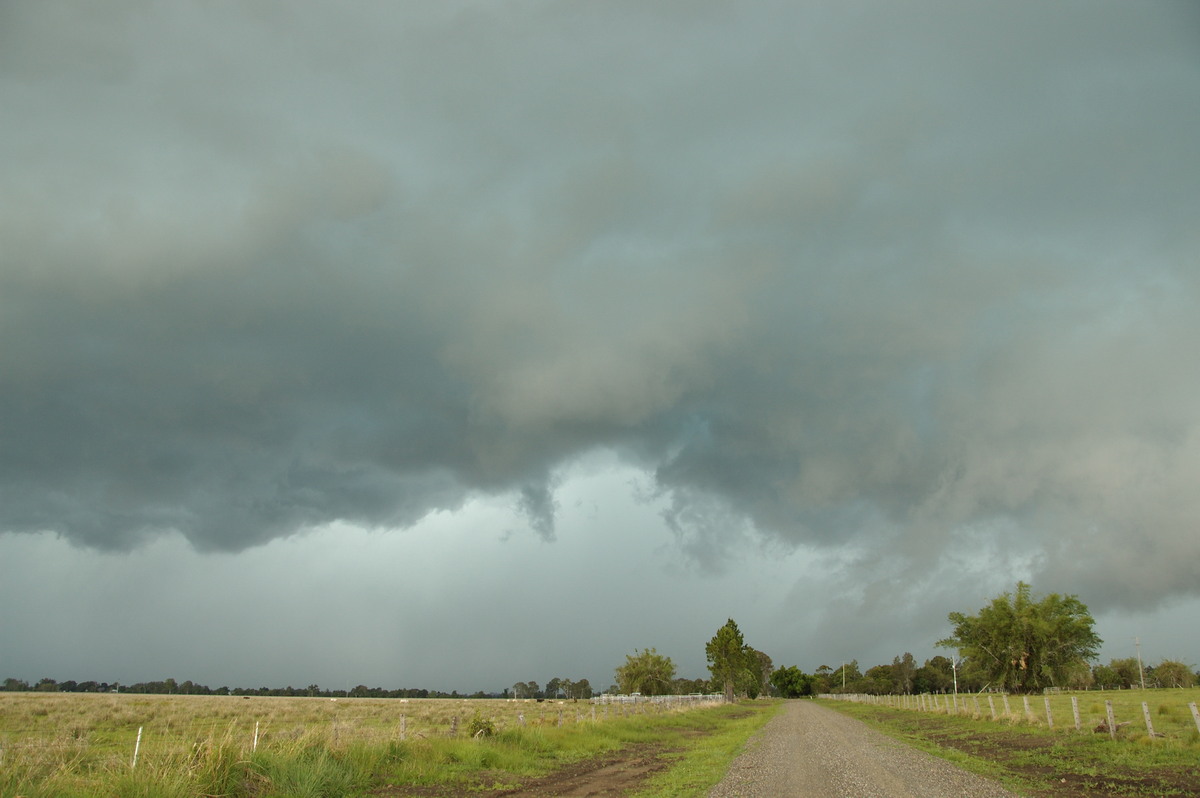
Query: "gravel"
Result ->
[[708, 700, 1024, 798]]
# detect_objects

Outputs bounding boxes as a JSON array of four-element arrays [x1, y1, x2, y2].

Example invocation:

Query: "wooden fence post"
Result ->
[[132, 726, 143, 769], [988, 695, 996, 720], [253, 721, 260, 752], [1071, 696, 1081, 731], [1023, 695, 1033, 723], [1002, 694, 1012, 718], [1189, 703, 1200, 735], [1044, 697, 1053, 729], [1141, 702, 1155, 738], [400, 715, 407, 739], [1105, 700, 1117, 740]]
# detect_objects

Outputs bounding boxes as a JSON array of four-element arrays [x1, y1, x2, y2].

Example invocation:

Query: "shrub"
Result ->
[[466, 713, 496, 738]]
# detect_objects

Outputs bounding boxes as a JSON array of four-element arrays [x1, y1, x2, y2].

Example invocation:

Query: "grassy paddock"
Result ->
[[0, 692, 741, 797], [825, 687, 1200, 741], [822, 690, 1200, 797]]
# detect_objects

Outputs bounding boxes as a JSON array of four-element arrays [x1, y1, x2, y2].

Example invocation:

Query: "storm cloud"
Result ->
[[2, 0, 1199, 684]]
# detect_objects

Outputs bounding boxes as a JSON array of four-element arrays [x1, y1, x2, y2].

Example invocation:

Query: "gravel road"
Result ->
[[708, 700, 1023, 798]]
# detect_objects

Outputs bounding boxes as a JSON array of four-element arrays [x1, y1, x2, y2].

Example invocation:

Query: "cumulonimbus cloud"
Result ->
[[1, 1, 1198, 618]]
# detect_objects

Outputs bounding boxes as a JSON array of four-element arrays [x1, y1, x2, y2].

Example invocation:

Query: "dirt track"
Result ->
[[376, 701, 1028, 797], [708, 700, 1022, 798]]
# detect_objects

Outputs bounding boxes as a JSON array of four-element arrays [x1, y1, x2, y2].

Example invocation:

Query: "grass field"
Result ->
[[0, 692, 773, 797], [827, 687, 1200, 740], [823, 688, 1200, 797]]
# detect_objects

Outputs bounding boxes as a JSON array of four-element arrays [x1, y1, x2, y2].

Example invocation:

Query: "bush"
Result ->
[[466, 713, 496, 738]]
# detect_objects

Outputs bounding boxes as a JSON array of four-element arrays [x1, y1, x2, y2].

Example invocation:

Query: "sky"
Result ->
[[2, 1, 1199, 694]]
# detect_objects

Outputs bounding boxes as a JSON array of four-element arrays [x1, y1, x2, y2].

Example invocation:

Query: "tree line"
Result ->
[[7, 584, 1195, 701], [605, 586, 1197, 701], [0, 677, 503, 699]]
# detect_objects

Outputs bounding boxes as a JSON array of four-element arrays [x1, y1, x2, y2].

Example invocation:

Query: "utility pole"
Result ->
[[1135, 637, 1146, 690]]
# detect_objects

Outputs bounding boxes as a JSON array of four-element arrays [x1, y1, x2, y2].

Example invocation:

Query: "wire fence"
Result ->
[[820, 690, 1200, 742]]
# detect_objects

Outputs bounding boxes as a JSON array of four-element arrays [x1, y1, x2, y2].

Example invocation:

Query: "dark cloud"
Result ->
[[2, 0, 1199, 630]]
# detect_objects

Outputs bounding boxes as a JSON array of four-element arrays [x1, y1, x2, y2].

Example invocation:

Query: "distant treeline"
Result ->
[[1, 677, 505, 699]]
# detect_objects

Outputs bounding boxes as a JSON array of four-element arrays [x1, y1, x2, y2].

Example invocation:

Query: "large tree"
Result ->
[[770, 665, 813, 698], [938, 582, 1101, 693], [741, 647, 772, 699], [614, 648, 676, 695], [706, 619, 749, 702], [1151, 659, 1195, 688]]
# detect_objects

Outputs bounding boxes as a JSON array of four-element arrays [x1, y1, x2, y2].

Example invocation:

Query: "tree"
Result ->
[[892, 653, 917, 695], [770, 666, 813, 698], [672, 677, 709, 694], [614, 648, 676, 695], [829, 661, 861, 693], [811, 665, 834, 695], [512, 681, 540, 699], [706, 619, 748, 702], [1091, 663, 1119, 689], [740, 647, 772, 699], [938, 582, 1101, 693], [1152, 659, 1195, 688], [861, 664, 894, 695], [1108, 658, 1142, 689]]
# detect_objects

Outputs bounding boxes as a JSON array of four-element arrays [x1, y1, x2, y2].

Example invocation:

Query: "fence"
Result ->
[[820, 690, 1200, 742], [592, 692, 724, 706]]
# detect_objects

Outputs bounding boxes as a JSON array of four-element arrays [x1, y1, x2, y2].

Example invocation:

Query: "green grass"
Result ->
[[630, 700, 782, 797]]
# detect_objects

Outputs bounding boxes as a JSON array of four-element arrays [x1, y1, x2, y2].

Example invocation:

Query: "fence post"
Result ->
[[1105, 700, 1117, 740], [401, 714, 407, 740], [1023, 695, 1033, 723], [1141, 702, 1155, 738], [1044, 697, 1053, 729], [253, 721, 260, 752], [1002, 694, 1012, 718], [988, 695, 996, 720], [1189, 703, 1200, 735], [132, 726, 143, 769], [1071, 696, 1081, 731]]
